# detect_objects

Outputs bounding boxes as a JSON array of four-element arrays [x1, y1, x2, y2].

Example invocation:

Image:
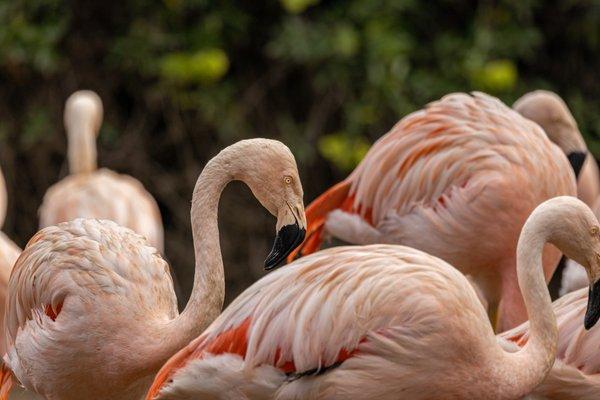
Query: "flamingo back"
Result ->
[[147, 244, 499, 399], [291, 92, 575, 271], [3, 219, 176, 399], [39, 168, 164, 253]]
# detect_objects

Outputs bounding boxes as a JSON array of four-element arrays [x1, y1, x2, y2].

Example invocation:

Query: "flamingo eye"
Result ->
[[591, 226, 599, 236], [284, 176, 292, 185]]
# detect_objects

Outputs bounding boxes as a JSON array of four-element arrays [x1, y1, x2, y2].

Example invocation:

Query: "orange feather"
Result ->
[[0, 364, 13, 400]]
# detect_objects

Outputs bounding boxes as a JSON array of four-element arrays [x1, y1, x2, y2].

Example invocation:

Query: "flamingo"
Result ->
[[0, 167, 20, 355], [514, 90, 599, 207], [502, 284, 600, 398], [514, 90, 600, 297], [288, 92, 575, 331], [145, 196, 600, 400], [39, 90, 165, 253], [0, 139, 306, 400]]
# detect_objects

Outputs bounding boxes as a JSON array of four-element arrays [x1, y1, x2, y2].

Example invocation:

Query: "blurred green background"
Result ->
[[0, 0, 598, 306]]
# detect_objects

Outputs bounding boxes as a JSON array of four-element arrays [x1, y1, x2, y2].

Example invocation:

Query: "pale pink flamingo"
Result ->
[[0, 171, 38, 400], [514, 90, 600, 207], [0, 167, 20, 356], [502, 282, 600, 399], [39, 90, 165, 252], [145, 196, 600, 400], [514, 90, 600, 297], [288, 92, 575, 331], [0, 139, 306, 400]]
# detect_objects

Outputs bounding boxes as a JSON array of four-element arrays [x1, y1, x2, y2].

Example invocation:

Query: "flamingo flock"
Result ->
[[0, 89, 598, 400]]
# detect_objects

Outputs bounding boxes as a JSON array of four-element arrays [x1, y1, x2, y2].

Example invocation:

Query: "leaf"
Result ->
[[471, 59, 518, 92], [279, 0, 320, 14], [160, 48, 229, 85]]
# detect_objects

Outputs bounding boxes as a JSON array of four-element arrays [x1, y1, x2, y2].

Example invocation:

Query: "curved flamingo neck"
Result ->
[[149, 151, 234, 368], [494, 204, 559, 398], [0, 170, 6, 228]]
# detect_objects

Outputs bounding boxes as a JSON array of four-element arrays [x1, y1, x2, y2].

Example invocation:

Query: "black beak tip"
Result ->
[[567, 151, 587, 179], [584, 316, 598, 331], [584, 280, 600, 330], [264, 224, 306, 271]]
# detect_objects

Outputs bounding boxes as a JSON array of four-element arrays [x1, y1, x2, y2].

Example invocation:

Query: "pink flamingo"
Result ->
[[288, 92, 575, 331], [514, 90, 599, 207], [515, 90, 600, 297], [146, 196, 600, 400], [0, 168, 20, 355], [0, 139, 306, 400], [39, 90, 165, 252]]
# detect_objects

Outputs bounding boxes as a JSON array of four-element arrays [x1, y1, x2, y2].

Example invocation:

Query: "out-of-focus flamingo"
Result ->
[[0, 168, 20, 355], [0, 139, 306, 400], [503, 282, 600, 399], [146, 197, 600, 400], [288, 92, 575, 331], [514, 90, 600, 297], [39, 90, 165, 252], [514, 90, 599, 207]]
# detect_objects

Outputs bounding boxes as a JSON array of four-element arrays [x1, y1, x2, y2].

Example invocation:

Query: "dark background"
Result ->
[[0, 0, 598, 307]]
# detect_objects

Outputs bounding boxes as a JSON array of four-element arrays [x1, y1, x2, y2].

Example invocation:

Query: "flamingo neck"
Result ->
[[151, 153, 230, 365], [0, 170, 6, 228], [67, 120, 97, 174], [494, 207, 558, 398]]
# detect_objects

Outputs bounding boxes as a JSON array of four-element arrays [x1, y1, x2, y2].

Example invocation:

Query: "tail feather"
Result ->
[[0, 364, 13, 400], [287, 180, 351, 262]]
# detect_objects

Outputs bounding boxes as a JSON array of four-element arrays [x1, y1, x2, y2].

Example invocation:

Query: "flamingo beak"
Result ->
[[264, 221, 306, 271], [567, 151, 586, 179], [584, 279, 600, 330]]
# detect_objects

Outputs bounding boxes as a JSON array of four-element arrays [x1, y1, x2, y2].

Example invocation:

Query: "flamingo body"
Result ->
[[148, 245, 508, 400], [1, 139, 307, 400], [39, 168, 164, 252], [291, 92, 575, 330], [4, 219, 176, 400]]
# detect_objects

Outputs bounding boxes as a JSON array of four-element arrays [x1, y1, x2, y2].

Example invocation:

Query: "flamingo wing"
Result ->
[[290, 92, 571, 259], [3, 219, 176, 393], [147, 244, 485, 399]]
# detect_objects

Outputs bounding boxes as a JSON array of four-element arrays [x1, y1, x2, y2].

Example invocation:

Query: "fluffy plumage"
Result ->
[[40, 169, 164, 252], [290, 92, 575, 330], [1, 139, 306, 400], [148, 197, 600, 400], [502, 288, 600, 399], [4, 219, 176, 399]]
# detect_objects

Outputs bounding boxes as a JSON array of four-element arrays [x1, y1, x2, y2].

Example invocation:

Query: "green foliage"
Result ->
[[280, 0, 320, 14], [470, 60, 518, 92], [22, 108, 51, 148], [0, 0, 598, 302], [0, 0, 68, 74], [0, 0, 598, 165], [160, 49, 229, 85]]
